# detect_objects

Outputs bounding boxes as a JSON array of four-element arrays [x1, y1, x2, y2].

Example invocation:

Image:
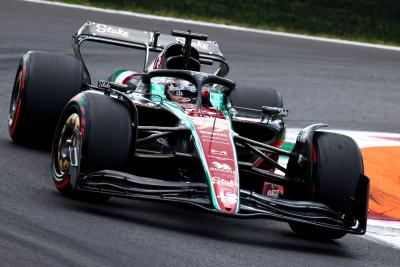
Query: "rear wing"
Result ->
[[72, 21, 229, 82]]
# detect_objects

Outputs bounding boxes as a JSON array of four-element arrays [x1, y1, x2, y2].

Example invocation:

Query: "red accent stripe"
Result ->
[[271, 138, 285, 148], [122, 73, 140, 84], [55, 177, 70, 189], [80, 106, 86, 140], [311, 145, 317, 195], [312, 145, 317, 165], [10, 100, 22, 138], [10, 66, 26, 138]]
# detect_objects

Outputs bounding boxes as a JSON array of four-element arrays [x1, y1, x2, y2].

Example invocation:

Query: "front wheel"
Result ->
[[51, 91, 133, 198], [289, 131, 368, 240]]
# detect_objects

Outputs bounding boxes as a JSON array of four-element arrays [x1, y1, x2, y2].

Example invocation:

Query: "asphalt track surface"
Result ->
[[0, 0, 399, 266]]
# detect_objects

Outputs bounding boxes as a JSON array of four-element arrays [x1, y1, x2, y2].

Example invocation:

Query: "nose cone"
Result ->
[[186, 108, 240, 214]]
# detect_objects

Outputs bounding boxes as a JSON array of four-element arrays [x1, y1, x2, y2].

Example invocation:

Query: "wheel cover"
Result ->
[[54, 113, 80, 180]]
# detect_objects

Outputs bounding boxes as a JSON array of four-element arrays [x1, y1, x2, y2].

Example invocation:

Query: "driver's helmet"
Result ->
[[164, 78, 197, 103]]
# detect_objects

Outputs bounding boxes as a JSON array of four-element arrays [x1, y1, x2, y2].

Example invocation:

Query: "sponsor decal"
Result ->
[[210, 161, 233, 173], [96, 24, 129, 38], [97, 80, 110, 89], [211, 176, 236, 185], [203, 138, 230, 145], [217, 190, 238, 203], [200, 130, 228, 138], [200, 131, 229, 144], [156, 138, 169, 149], [262, 182, 284, 198], [175, 37, 209, 49], [211, 148, 227, 157], [190, 71, 202, 76], [267, 189, 280, 198], [196, 123, 229, 132], [209, 155, 233, 161]]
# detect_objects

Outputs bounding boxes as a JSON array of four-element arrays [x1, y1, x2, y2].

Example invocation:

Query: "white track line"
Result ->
[[23, 0, 400, 52], [285, 128, 400, 148], [364, 220, 400, 250]]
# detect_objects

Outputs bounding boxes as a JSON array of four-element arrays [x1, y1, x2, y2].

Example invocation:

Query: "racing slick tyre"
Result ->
[[8, 51, 83, 147], [231, 87, 283, 109], [289, 132, 365, 240], [51, 91, 133, 199]]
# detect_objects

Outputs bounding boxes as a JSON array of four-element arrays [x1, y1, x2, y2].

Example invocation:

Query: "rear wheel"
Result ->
[[231, 87, 283, 109], [289, 132, 365, 240], [51, 91, 133, 199], [9, 51, 83, 147]]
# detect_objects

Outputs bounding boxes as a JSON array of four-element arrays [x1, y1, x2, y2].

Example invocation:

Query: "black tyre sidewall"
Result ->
[[9, 60, 25, 143], [9, 51, 83, 146]]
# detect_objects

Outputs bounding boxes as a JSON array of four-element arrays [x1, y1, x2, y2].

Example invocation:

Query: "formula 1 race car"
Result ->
[[8, 21, 369, 240]]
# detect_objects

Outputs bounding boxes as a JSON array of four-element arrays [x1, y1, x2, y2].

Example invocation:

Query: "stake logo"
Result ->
[[96, 24, 129, 38], [211, 176, 235, 185], [176, 37, 208, 49]]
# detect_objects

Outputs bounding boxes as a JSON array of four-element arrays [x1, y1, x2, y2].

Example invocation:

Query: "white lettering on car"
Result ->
[[210, 161, 234, 174], [175, 37, 209, 49], [211, 176, 235, 185], [96, 24, 129, 38], [217, 190, 238, 203], [212, 161, 231, 171], [211, 149, 227, 157]]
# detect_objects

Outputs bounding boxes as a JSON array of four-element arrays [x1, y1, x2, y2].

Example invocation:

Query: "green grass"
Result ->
[[56, 0, 400, 46]]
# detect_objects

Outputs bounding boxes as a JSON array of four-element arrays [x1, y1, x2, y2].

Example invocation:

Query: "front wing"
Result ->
[[75, 170, 367, 235]]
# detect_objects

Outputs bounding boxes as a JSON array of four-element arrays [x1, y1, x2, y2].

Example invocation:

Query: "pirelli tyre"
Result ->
[[51, 91, 133, 198], [289, 132, 367, 240], [231, 87, 283, 109], [8, 51, 83, 147]]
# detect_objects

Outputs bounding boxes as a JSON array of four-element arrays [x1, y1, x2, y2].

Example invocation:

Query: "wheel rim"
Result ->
[[54, 113, 80, 181], [9, 71, 22, 129]]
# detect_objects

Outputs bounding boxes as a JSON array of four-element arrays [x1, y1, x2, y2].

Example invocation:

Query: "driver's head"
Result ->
[[164, 78, 197, 103], [164, 43, 201, 71]]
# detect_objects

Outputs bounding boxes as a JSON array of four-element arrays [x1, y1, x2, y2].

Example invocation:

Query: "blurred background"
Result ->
[[62, 0, 400, 45]]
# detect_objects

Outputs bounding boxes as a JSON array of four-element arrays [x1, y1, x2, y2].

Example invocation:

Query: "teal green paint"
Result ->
[[150, 83, 166, 100], [282, 142, 295, 151], [210, 90, 224, 109]]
